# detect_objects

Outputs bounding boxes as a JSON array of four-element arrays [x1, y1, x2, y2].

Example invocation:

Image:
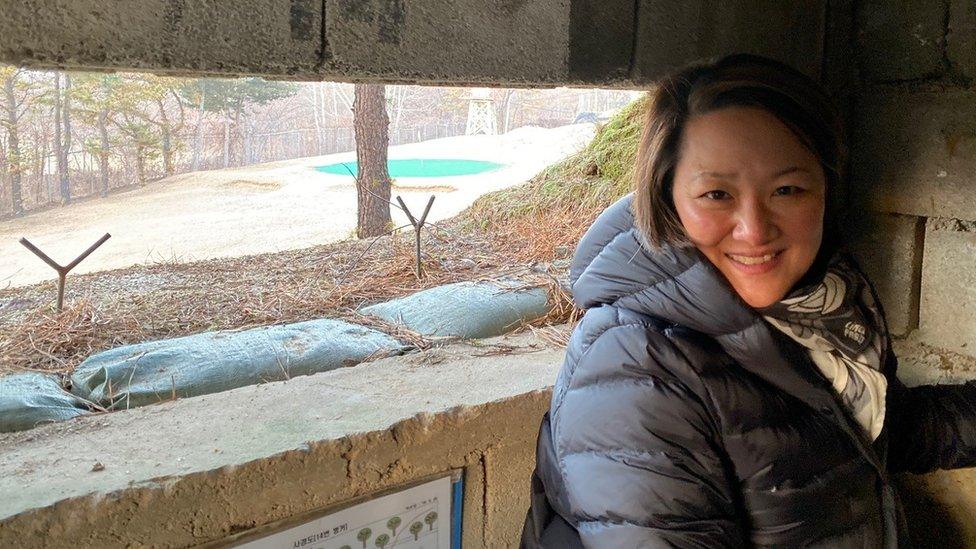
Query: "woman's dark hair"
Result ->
[[632, 53, 847, 255]]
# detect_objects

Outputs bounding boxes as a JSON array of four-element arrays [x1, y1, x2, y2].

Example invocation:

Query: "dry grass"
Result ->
[[462, 94, 647, 264], [0, 219, 575, 377]]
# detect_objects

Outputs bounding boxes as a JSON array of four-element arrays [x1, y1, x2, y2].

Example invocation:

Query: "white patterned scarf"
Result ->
[[759, 256, 887, 441]]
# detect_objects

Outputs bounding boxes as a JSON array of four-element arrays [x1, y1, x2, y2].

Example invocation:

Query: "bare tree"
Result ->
[[1, 67, 28, 215], [53, 72, 73, 205], [352, 83, 392, 238]]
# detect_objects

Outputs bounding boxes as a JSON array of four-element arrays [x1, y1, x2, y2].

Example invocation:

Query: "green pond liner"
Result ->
[[316, 158, 504, 178]]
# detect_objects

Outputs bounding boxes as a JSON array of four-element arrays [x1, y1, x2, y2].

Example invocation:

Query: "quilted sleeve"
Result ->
[[551, 317, 744, 548], [886, 368, 976, 473]]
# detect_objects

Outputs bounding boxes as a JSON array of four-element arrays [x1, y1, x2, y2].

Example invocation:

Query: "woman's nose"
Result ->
[[732, 200, 779, 246]]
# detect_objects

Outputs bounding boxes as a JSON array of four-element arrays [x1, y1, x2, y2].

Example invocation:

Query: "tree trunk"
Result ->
[[54, 72, 71, 205], [352, 83, 392, 239], [3, 73, 24, 216], [191, 92, 205, 171], [222, 112, 231, 168], [159, 102, 174, 176], [502, 90, 517, 134], [136, 143, 146, 185], [97, 108, 110, 197], [312, 83, 323, 154]]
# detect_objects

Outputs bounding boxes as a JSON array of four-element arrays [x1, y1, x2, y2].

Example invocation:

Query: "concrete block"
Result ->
[[849, 213, 923, 337], [857, 0, 944, 81], [892, 338, 976, 388], [567, 0, 635, 83], [482, 430, 540, 547], [918, 219, 976, 359], [851, 89, 976, 220], [633, 0, 826, 81], [323, 0, 572, 85], [949, 0, 976, 81], [0, 0, 323, 76]]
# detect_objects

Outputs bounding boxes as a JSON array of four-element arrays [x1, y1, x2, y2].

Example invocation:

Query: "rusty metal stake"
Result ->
[[395, 195, 435, 279], [19, 233, 112, 311]]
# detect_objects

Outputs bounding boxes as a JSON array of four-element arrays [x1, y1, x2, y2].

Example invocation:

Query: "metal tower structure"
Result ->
[[465, 88, 497, 135]]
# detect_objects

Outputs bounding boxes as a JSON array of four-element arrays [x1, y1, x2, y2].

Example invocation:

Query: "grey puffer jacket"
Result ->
[[521, 195, 976, 548]]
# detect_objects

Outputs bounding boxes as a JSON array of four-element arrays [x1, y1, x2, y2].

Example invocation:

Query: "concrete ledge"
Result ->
[[0, 330, 565, 548]]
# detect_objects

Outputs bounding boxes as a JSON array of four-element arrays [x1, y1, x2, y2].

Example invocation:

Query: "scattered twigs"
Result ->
[[19, 233, 111, 311], [395, 195, 435, 279]]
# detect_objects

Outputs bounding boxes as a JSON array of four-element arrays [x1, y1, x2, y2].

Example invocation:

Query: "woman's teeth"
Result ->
[[728, 252, 778, 265]]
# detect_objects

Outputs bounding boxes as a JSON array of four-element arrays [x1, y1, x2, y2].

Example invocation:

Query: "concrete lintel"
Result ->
[[0, 0, 831, 87], [0, 330, 565, 548], [632, 0, 827, 81]]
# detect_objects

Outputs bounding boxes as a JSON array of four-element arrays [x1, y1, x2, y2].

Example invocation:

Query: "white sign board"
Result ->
[[236, 476, 454, 549]]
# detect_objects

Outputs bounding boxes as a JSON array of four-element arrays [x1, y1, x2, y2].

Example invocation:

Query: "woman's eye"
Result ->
[[701, 190, 731, 200], [774, 185, 804, 196]]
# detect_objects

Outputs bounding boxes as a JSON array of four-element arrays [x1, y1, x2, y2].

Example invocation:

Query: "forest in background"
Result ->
[[0, 65, 638, 220]]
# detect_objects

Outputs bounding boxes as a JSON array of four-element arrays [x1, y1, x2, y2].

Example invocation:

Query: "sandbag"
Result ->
[[70, 319, 407, 410], [0, 372, 90, 432], [360, 280, 551, 339]]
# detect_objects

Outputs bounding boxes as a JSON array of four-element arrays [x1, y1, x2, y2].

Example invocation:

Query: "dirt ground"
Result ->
[[1, 124, 594, 290]]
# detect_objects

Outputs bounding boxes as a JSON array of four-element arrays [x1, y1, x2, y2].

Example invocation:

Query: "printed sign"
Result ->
[[235, 475, 456, 549]]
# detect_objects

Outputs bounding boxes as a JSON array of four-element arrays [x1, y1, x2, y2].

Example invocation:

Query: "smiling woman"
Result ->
[[520, 54, 976, 549]]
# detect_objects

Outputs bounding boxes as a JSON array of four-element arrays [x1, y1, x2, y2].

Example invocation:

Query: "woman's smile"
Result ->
[[724, 249, 783, 273]]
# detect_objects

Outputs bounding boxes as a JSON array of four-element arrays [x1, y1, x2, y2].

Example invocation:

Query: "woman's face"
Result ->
[[671, 106, 826, 308]]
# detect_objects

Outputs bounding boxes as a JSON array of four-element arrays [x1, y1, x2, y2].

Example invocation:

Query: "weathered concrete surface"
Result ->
[[894, 338, 976, 388], [857, 0, 945, 81], [0, 329, 566, 548], [325, 0, 571, 85], [820, 0, 858, 113], [633, 0, 826, 80], [0, 0, 828, 85], [918, 219, 976, 359], [949, 0, 976, 81], [0, 0, 323, 77], [849, 213, 924, 337], [852, 89, 976, 220], [567, 0, 635, 82]]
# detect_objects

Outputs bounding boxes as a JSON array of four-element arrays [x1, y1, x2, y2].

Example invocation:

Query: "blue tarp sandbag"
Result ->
[[360, 279, 551, 339], [70, 319, 407, 409], [0, 372, 91, 432]]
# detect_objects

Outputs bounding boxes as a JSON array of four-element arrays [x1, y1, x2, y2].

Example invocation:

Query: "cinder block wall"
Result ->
[[845, 2, 976, 546], [849, 1, 976, 396]]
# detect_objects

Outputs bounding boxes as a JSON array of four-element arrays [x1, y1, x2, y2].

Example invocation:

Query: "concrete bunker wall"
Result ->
[[2, 0, 976, 547]]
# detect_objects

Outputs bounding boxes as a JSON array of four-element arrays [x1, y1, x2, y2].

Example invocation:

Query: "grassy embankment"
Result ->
[[464, 94, 647, 263]]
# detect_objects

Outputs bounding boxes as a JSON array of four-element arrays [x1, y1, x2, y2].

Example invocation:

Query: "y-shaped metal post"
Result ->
[[19, 233, 112, 311], [395, 195, 435, 279]]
